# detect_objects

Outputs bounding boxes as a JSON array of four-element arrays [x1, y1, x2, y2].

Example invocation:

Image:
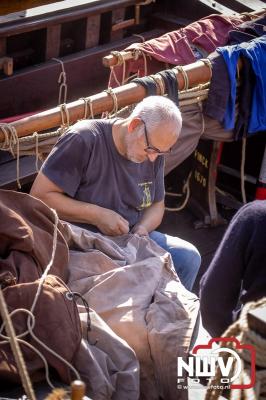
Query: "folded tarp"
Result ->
[[64, 222, 199, 400], [0, 190, 199, 399]]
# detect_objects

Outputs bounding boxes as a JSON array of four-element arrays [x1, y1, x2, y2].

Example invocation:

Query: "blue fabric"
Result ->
[[149, 230, 201, 291], [217, 36, 266, 133]]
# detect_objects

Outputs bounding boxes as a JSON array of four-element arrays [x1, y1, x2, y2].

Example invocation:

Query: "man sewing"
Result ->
[[30, 96, 201, 291]]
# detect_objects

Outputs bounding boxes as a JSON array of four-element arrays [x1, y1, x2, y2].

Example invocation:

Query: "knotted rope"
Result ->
[[150, 74, 165, 95], [132, 48, 149, 78], [110, 51, 126, 86], [174, 65, 189, 91], [104, 88, 119, 117], [52, 58, 68, 105], [79, 97, 95, 120], [60, 103, 70, 128]]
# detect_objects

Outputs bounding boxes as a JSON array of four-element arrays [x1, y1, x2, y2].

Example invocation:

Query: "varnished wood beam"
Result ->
[[0, 60, 212, 141]]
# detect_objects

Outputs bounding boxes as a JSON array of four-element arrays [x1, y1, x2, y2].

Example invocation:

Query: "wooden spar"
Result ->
[[103, 50, 134, 67], [0, 60, 211, 142]]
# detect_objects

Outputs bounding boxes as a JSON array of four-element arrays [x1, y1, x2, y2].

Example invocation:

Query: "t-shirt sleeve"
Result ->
[[153, 156, 165, 202], [41, 128, 90, 197]]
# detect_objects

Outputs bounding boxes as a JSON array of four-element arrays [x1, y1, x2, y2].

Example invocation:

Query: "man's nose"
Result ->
[[147, 153, 159, 162]]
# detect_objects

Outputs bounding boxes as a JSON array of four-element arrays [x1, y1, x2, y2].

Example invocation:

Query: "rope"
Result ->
[[0, 209, 81, 391], [52, 58, 68, 105], [110, 50, 125, 67], [150, 74, 165, 95], [32, 132, 40, 172], [88, 98, 95, 119], [179, 87, 209, 100], [104, 88, 119, 117], [174, 66, 189, 91], [60, 103, 70, 128], [204, 297, 266, 400], [0, 124, 21, 189], [198, 101, 206, 136], [110, 51, 126, 85], [132, 49, 149, 77], [179, 95, 208, 108], [78, 97, 94, 119], [110, 65, 124, 87], [30, 209, 59, 314], [240, 137, 247, 204], [18, 129, 62, 143], [165, 172, 192, 212], [132, 33, 145, 43], [201, 58, 213, 82], [80, 97, 89, 119], [0, 288, 36, 400]]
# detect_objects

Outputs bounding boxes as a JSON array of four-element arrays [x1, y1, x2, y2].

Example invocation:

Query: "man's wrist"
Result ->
[[85, 203, 101, 226]]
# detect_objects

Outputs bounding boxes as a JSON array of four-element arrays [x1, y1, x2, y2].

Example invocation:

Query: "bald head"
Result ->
[[130, 96, 182, 148]]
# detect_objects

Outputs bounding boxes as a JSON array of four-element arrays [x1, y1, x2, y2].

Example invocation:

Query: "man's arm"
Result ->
[[30, 172, 129, 236], [131, 200, 165, 236], [200, 201, 266, 337]]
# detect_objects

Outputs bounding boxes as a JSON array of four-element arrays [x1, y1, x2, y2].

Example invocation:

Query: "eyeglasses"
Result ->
[[142, 120, 172, 155]]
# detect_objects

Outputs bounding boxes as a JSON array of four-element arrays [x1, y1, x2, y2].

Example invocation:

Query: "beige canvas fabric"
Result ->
[[73, 312, 140, 400], [63, 222, 199, 400], [165, 102, 234, 175]]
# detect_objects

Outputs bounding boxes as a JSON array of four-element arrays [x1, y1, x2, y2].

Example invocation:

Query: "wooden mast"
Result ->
[[0, 60, 211, 142]]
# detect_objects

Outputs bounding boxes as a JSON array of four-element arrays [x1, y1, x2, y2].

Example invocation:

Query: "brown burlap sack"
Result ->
[[0, 275, 82, 384]]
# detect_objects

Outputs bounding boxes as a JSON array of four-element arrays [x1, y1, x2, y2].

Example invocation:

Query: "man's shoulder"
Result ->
[[62, 119, 112, 143]]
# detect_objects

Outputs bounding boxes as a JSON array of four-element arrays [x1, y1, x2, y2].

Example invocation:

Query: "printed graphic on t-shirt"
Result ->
[[137, 181, 152, 210]]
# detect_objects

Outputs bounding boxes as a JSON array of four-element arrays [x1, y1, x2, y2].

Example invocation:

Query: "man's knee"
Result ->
[[189, 244, 201, 272], [167, 239, 201, 290], [182, 243, 201, 280], [172, 240, 201, 270]]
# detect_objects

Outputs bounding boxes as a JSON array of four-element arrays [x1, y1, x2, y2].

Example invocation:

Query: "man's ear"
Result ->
[[128, 117, 142, 133]]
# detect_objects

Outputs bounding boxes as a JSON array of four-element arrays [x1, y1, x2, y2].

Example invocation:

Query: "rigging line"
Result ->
[[30, 209, 58, 314], [110, 51, 126, 85], [60, 103, 70, 128], [104, 88, 119, 117], [52, 57, 68, 105], [0, 124, 21, 189], [0, 288, 36, 400], [32, 132, 40, 172], [174, 66, 189, 91], [165, 172, 192, 212]]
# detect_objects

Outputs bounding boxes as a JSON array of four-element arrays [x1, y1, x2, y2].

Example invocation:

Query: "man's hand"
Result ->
[[96, 209, 129, 236], [131, 223, 149, 236]]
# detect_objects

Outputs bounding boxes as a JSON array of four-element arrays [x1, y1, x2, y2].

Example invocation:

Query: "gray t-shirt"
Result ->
[[42, 119, 165, 230]]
